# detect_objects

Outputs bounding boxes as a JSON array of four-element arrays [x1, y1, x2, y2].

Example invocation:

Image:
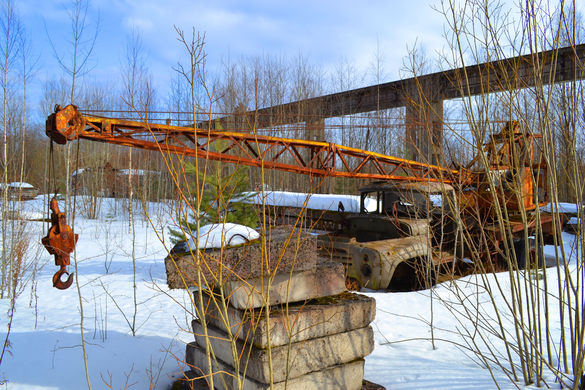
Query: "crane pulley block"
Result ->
[[46, 104, 85, 145], [42, 197, 78, 290]]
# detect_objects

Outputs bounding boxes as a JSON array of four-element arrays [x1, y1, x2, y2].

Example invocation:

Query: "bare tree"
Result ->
[[45, 1, 100, 388], [16, 22, 35, 202], [432, 0, 585, 388], [0, 0, 21, 299], [119, 27, 156, 337], [46, 0, 99, 215]]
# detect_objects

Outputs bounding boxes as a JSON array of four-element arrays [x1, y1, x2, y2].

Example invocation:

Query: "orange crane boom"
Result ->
[[46, 105, 461, 184]]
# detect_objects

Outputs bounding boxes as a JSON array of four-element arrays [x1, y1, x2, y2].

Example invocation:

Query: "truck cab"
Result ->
[[322, 181, 458, 291]]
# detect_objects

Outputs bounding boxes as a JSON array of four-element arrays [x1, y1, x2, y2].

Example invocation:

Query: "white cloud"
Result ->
[[21, 0, 487, 108], [123, 16, 154, 32]]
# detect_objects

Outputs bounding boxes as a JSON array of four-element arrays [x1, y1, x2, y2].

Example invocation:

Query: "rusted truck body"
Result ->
[[316, 181, 457, 290]]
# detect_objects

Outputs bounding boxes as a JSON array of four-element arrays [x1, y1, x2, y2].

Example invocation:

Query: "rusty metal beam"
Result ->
[[47, 105, 460, 184], [199, 44, 585, 130]]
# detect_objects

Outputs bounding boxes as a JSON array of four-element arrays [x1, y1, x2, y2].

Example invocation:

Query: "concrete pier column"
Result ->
[[306, 119, 326, 142], [405, 96, 444, 165], [306, 119, 328, 190]]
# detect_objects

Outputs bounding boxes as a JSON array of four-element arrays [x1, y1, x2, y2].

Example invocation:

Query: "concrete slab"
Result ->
[[174, 371, 384, 390], [185, 342, 364, 390], [223, 259, 346, 310], [166, 227, 317, 289], [191, 320, 373, 384], [195, 292, 375, 348]]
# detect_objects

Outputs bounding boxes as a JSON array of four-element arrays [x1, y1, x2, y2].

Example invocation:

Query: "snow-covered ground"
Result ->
[[0, 195, 582, 389], [365, 233, 582, 389]]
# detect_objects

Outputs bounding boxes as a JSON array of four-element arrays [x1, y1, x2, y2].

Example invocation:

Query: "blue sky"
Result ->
[[18, 0, 584, 112], [20, 0, 448, 109]]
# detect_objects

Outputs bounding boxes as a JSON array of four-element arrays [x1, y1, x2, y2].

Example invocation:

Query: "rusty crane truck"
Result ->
[[43, 105, 554, 291]]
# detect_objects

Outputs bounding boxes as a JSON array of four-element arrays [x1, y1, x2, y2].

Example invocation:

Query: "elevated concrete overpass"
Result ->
[[200, 44, 585, 163]]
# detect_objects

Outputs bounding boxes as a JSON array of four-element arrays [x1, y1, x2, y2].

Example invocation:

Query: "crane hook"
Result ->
[[42, 197, 78, 290], [53, 265, 74, 290]]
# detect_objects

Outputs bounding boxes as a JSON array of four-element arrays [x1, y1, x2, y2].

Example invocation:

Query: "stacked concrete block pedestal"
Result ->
[[184, 260, 377, 390], [165, 229, 382, 389]]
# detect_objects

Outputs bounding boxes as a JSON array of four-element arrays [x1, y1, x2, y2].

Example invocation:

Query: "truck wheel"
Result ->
[[387, 257, 436, 291]]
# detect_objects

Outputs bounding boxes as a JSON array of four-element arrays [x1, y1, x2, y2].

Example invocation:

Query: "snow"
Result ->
[[8, 182, 34, 189], [567, 216, 580, 225], [71, 168, 85, 177], [118, 169, 159, 176], [174, 222, 260, 251], [541, 202, 583, 214], [240, 190, 450, 213], [13, 211, 45, 220], [72, 168, 159, 177], [0, 196, 187, 390], [0, 195, 582, 389], [239, 190, 379, 213], [0, 182, 35, 189]]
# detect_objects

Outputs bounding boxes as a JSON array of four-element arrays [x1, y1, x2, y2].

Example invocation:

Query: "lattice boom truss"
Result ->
[[47, 105, 459, 184]]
